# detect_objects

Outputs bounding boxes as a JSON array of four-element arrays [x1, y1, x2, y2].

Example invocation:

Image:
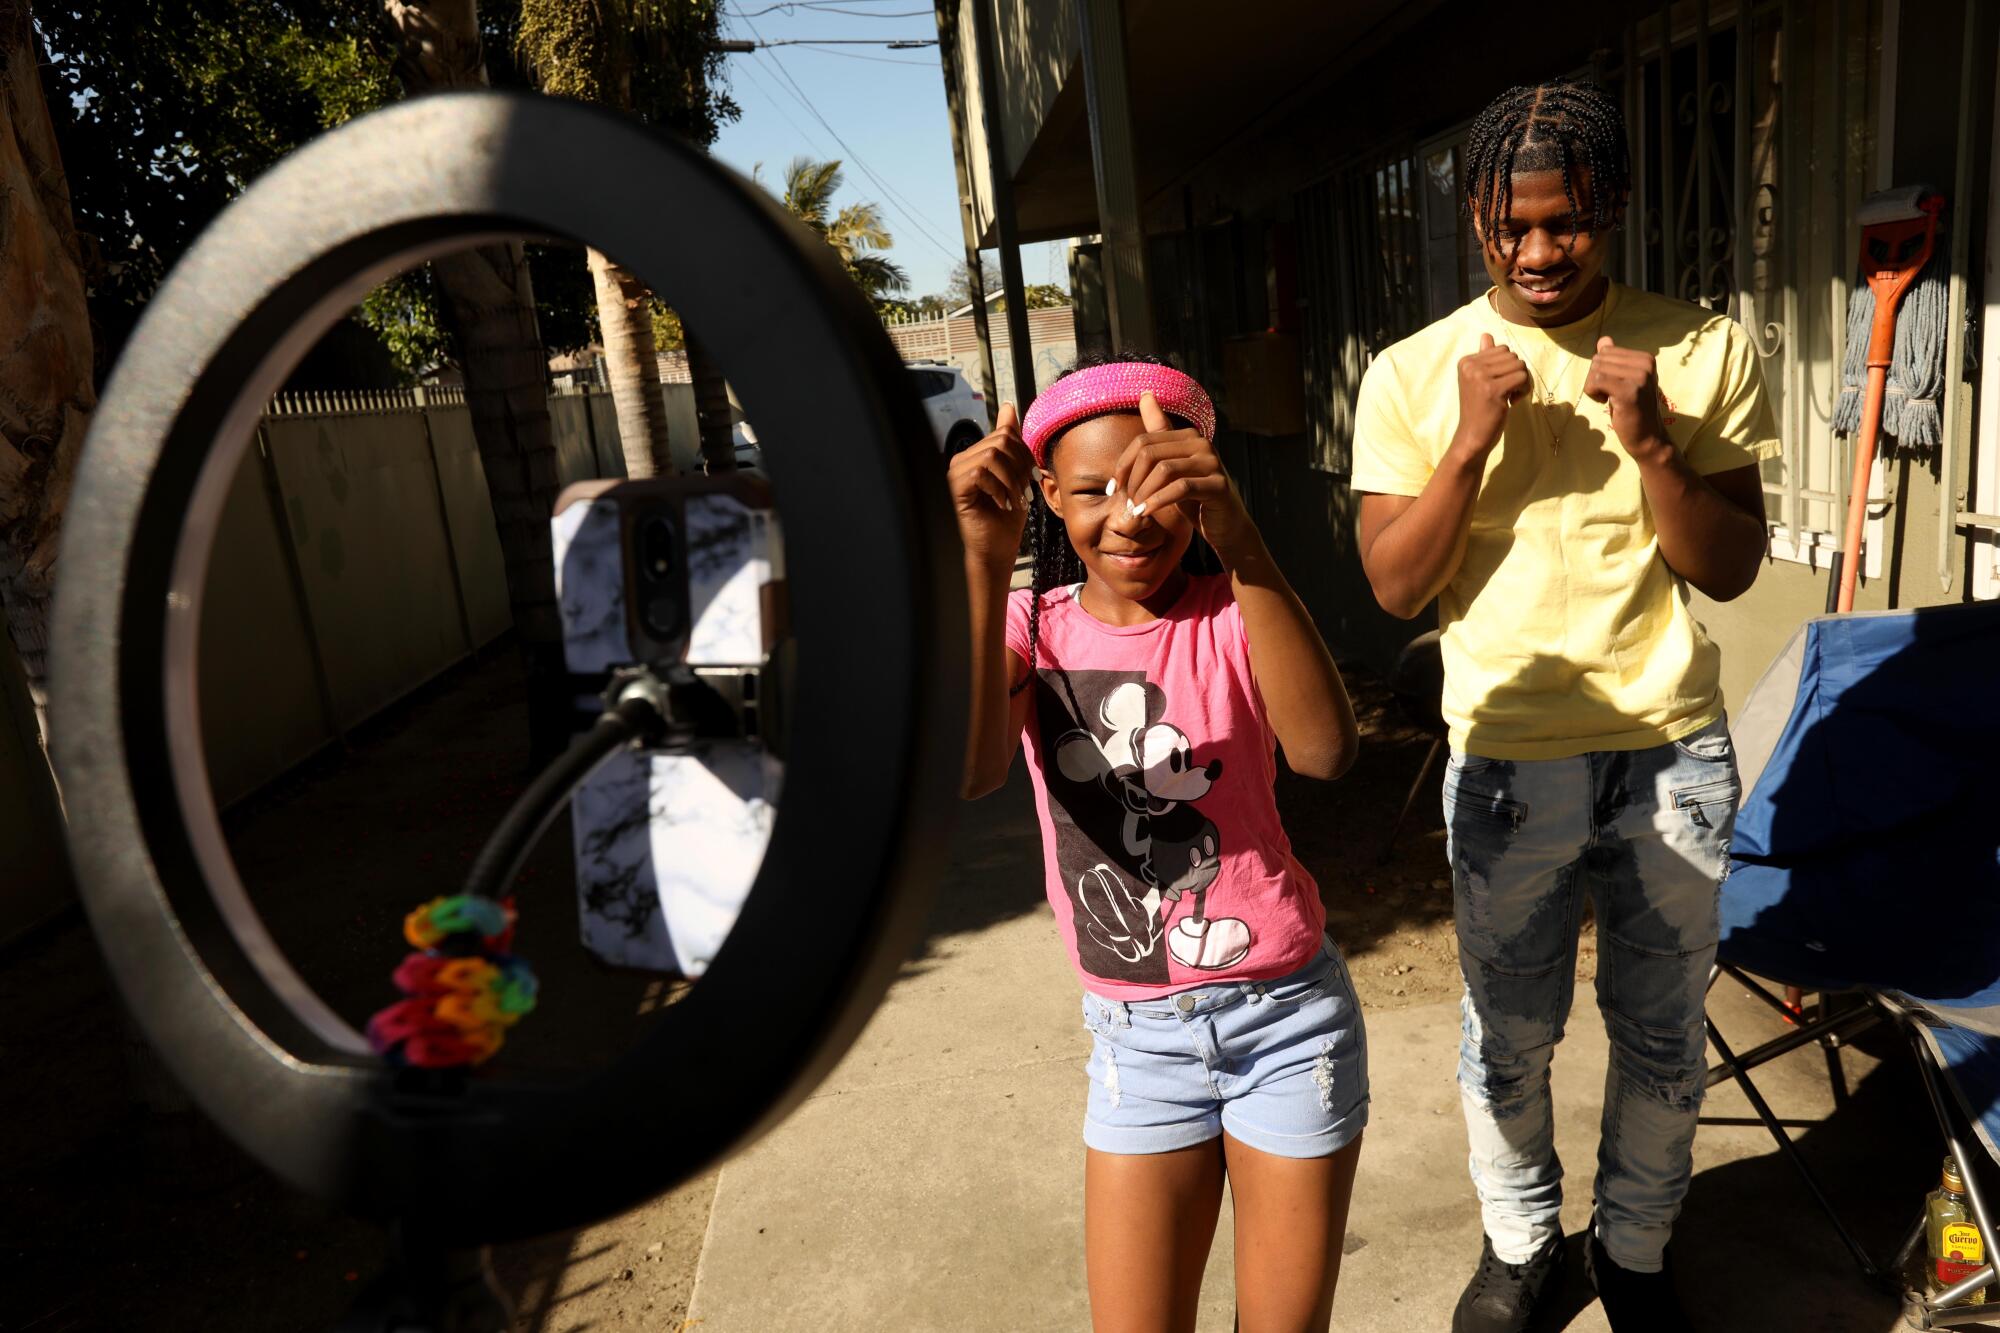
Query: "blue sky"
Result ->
[[708, 1, 1070, 302]]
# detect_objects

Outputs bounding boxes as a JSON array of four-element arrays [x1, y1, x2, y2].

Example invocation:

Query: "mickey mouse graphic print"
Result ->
[[1007, 575, 1328, 1000]]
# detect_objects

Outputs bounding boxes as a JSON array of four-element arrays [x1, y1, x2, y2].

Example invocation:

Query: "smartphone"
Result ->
[[551, 475, 786, 976]]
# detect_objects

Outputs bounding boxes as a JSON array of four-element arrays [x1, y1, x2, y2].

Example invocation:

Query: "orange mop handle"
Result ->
[[1836, 360, 1890, 613], [1835, 210, 1937, 613]]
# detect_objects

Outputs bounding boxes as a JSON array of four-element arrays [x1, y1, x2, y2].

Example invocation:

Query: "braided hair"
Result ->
[[1010, 350, 1186, 697], [1462, 80, 1631, 254]]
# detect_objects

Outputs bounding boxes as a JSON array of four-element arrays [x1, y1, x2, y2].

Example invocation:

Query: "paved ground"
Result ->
[[4, 643, 1975, 1330], [676, 767, 1944, 1332]]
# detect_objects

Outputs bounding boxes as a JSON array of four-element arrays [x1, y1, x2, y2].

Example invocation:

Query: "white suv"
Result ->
[[729, 364, 989, 468], [906, 362, 989, 454]]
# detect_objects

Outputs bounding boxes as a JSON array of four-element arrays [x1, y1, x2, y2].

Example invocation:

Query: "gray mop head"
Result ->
[[1854, 184, 1937, 226], [1831, 246, 1949, 455]]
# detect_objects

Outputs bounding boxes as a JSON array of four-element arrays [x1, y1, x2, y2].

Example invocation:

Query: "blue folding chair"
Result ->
[[1706, 602, 2000, 1328]]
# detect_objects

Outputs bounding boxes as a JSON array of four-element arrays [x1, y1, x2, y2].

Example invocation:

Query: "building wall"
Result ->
[[1134, 0, 1997, 701], [953, 0, 1080, 242], [1685, 0, 1996, 713], [886, 305, 1078, 408]]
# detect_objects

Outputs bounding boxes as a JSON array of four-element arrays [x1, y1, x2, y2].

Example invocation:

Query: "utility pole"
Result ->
[[1075, 0, 1154, 353], [966, 0, 1038, 412], [931, 2, 999, 420]]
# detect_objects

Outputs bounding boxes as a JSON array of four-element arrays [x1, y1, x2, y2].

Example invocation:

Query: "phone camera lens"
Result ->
[[641, 516, 676, 579], [635, 511, 683, 643]]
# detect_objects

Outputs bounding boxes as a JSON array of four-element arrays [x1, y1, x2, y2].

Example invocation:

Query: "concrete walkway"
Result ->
[[686, 771, 1935, 1331]]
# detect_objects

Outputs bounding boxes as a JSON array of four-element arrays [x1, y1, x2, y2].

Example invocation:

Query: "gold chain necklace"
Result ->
[[1490, 286, 1613, 447]]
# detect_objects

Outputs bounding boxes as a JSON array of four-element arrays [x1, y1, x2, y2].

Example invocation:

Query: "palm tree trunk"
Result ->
[[588, 247, 676, 477], [685, 334, 735, 473], [431, 243, 563, 651], [678, 60, 734, 475], [385, 0, 568, 762], [3, 0, 179, 1102], [0, 3, 92, 753]]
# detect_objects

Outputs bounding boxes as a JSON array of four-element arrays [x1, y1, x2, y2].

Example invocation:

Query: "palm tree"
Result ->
[[0, 0, 91, 759], [382, 0, 573, 763], [780, 157, 909, 303], [516, 0, 738, 478]]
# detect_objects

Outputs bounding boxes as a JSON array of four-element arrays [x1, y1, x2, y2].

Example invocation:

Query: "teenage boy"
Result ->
[[1350, 80, 1778, 1333]]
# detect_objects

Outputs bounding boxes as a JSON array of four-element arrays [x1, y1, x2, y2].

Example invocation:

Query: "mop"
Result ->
[[1827, 186, 1947, 613], [1781, 189, 1948, 1021]]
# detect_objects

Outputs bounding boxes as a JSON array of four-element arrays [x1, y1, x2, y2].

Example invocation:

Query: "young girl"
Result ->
[[951, 354, 1369, 1331]]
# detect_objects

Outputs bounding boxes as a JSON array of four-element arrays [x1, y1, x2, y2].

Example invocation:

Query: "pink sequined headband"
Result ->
[[1020, 363, 1216, 466]]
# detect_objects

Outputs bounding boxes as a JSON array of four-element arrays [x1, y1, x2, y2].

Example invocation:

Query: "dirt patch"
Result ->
[[1277, 666, 1597, 1011]]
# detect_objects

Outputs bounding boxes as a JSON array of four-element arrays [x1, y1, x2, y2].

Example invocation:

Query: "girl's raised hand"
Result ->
[[947, 401, 1037, 573], [1115, 391, 1260, 565]]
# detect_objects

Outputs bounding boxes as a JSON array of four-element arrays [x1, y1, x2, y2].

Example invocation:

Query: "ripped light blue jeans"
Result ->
[[1444, 717, 1739, 1274]]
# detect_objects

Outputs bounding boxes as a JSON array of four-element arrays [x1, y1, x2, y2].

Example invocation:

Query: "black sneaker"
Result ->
[[1586, 1229, 1691, 1332], [1452, 1233, 1568, 1333]]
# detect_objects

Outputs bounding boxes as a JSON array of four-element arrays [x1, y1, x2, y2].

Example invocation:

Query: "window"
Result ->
[[1297, 138, 1491, 474], [1297, 150, 1438, 474], [1294, 0, 1887, 561], [1605, 0, 1886, 570]]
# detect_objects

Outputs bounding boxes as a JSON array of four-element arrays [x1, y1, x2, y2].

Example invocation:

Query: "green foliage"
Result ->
[[513, 0, 738, 145], [356, 271, 449, 382], [35, 1, 398, 368], [651, 302, 686, 352], [993, 283, 1069, 312], [778, 156, 909, 302], [35, 2, 665, 383], [348, 241, 599, 382], [509, 0, 737, 363]]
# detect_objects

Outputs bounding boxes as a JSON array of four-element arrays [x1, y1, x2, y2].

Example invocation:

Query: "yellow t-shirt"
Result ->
[[1350, 283, 1780, 760]]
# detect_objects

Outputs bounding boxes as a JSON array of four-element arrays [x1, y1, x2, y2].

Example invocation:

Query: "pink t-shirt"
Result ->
[[1005, 574, 1328, 1000]]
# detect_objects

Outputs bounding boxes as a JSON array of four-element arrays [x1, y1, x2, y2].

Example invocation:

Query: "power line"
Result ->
[[734, 35, 962, 262], [731, 0, 929, 14], [731, 54, 840, 161], [787, 45, 936, 66], [730, 3, 933, 16], [753, 37, 937, 47], [756, 52, 959, 258], [727, 9, 963, 265], [756, 52, 953, 233]]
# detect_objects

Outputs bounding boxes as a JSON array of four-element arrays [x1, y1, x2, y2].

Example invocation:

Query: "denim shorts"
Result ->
[[1079, 934, 1370, 1159]]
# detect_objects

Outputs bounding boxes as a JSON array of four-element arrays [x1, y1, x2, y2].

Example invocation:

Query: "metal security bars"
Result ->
[[1294, 0, 1886, 554], [1607, 0, 1884, 566], [1297, 150, 1442, 475]]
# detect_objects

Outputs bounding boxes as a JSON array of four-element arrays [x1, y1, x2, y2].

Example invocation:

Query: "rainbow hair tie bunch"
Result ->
[[367, 895, 539, 1068]]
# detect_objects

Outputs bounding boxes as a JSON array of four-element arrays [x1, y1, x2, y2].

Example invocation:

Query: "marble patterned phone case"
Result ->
[[552, 488, 784, 975]]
